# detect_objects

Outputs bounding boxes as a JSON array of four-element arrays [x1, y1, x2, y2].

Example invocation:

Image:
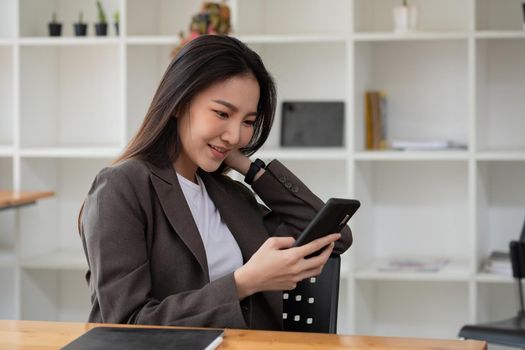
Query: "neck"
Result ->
[[173, 156, 198, 184]]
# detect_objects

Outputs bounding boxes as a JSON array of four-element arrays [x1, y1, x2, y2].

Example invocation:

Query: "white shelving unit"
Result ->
[[0, 0, 524, 341]]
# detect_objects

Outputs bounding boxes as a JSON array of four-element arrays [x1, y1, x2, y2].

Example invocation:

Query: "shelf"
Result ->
[[354, 150, 469, 161], [235, 0, 349, 37], [256, 148, 347, 160], [0, 250, 15, 268], [21, 250, 86, 270], [476, 31, 525, 39], [475, 38, 525, 150], [126, 36, 180, 45], [354, 259, 470, 282], [0, 190, 54, 210], [128, 34, 348, 45], [475, 272, 513, 284], [0, 47, 13, 148], [236, 34, 347, 44], [353, 32, 468, 42], [19, 147, 122, 158], [354, 0, 469, 34], [0, 0, 522, 335], [0, 146, 14, 157], [476, 150, 525, 161], [19, 44, 122, 148], [18, 37, 121, 46]]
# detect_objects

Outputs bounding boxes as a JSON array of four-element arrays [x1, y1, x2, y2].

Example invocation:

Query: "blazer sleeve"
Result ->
[[251, 159, 352, 255], [80, 165, 248, 327]]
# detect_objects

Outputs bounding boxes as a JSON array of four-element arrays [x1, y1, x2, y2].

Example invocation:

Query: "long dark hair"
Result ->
[[114, 35, 276, 168]]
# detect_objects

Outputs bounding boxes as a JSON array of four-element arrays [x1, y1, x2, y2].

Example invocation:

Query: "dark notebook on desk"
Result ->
[[61, 327, 224, 350]]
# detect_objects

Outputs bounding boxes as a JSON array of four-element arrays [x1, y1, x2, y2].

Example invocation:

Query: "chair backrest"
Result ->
[[282, 255, 341, 334], [510, 240, 525, 313], [519, 216, 525, 242]]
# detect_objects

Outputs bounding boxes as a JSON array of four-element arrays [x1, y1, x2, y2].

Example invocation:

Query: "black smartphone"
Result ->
[[293, 198, 360, 254]]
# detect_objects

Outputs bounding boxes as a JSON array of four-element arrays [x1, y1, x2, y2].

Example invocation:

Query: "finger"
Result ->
[[301, 242, 335, 270], [294, 233, 340, 257], [264, 236, 296, 250]]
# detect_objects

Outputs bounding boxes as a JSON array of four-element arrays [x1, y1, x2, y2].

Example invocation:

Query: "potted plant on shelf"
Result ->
[[171, 2, 232, 58], [113, 10, 120, 36], [48, 12, 62, 37], [95, 1, 108, 36], [393, 0, 418, 33], [74, 11, 88, 36]]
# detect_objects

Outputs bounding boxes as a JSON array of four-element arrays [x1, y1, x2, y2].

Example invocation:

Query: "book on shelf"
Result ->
[[377, 257, 450, 273], [365, 91, 387, 150], [390, 139, 467, 151], [482, 250, 511, 276]]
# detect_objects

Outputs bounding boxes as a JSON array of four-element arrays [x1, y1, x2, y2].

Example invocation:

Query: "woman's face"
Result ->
[[175, 74, 260, 181]]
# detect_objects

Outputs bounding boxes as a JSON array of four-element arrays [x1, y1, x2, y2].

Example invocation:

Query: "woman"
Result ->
[[79, 35, 352, 330]]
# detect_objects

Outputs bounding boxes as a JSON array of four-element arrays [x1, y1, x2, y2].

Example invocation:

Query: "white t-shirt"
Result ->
[[177, 172, 244, 282]]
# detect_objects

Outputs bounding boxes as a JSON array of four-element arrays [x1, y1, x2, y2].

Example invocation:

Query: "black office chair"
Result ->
[[283, 255, 340, 334], [458, 219, 525, 348]]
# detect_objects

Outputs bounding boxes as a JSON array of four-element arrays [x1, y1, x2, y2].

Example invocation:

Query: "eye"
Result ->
[[243, 119, 256, 127], [213, 110, 229, 119]]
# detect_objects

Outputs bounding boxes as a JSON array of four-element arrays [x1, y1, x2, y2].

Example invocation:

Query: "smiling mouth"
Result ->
[[209, 144, 230, 155], [208, 144, 230, 156]]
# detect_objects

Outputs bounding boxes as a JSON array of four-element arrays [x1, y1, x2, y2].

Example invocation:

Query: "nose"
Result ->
[[220, 120, 242, 146]]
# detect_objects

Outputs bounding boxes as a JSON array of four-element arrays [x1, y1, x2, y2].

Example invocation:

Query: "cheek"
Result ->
[[240, 127, 255, 147]]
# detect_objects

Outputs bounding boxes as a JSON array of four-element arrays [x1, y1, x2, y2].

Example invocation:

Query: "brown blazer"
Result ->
[[79, 158, 352, 330]]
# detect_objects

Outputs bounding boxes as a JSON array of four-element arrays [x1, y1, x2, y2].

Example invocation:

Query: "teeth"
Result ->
[[210, 145, 226, 153]]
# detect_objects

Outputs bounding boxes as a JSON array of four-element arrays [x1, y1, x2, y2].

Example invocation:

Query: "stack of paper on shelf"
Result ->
[[377, 258, 450, 273], [482, 251, 511, 276], [365, 91, 387, 150], [391, 139, 468, 151]]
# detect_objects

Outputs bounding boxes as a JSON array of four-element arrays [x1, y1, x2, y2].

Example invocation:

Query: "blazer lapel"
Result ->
[[198, 170, 268, 263], [148, 162, 209, 281]]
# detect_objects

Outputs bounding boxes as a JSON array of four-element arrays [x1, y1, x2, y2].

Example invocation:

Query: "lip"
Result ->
[[208, 144, 230, 159]]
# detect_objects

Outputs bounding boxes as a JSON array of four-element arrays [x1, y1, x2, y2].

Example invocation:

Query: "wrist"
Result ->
[[234, 265, 256, 300], [226, 153, 251, 175], [244, 158, 266, 185]]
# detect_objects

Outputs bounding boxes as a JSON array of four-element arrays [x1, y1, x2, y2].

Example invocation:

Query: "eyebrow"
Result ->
[[212, 99, 257, 117]]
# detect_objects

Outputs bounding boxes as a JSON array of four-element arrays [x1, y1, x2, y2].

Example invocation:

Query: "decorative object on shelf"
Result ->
[[74, 12, 88, 37], [482, 250, 511, 275], [280, 101, 344, 147], [114, 11, 120, 36], [95, 1, 108, 36], [364, 91, 387, 150], [393, 0, 418, 33], [171, 1, 232, 58], [48, 12, 62, 37]]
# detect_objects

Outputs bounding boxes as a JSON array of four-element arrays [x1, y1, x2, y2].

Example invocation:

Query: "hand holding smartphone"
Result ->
[[293, 198, 360, 257]]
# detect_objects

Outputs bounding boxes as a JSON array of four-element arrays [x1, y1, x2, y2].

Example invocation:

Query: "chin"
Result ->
[[199, 161, 222, 173]]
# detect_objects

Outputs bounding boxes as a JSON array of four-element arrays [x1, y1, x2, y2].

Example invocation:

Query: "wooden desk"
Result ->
[[0, 190, 54, 210], [0, 320, 486, 350]]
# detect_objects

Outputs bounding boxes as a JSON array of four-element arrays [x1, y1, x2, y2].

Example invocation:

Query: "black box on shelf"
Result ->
[[280, 101, 344, 147]]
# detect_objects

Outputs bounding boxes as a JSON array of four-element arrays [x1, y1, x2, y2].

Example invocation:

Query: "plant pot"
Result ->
[[393, 5, 418, 33], [74, 23, 88, 36], [95, 23, 108, 36], [114, 23, 119, 36], [48, 23, 62, 37]]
